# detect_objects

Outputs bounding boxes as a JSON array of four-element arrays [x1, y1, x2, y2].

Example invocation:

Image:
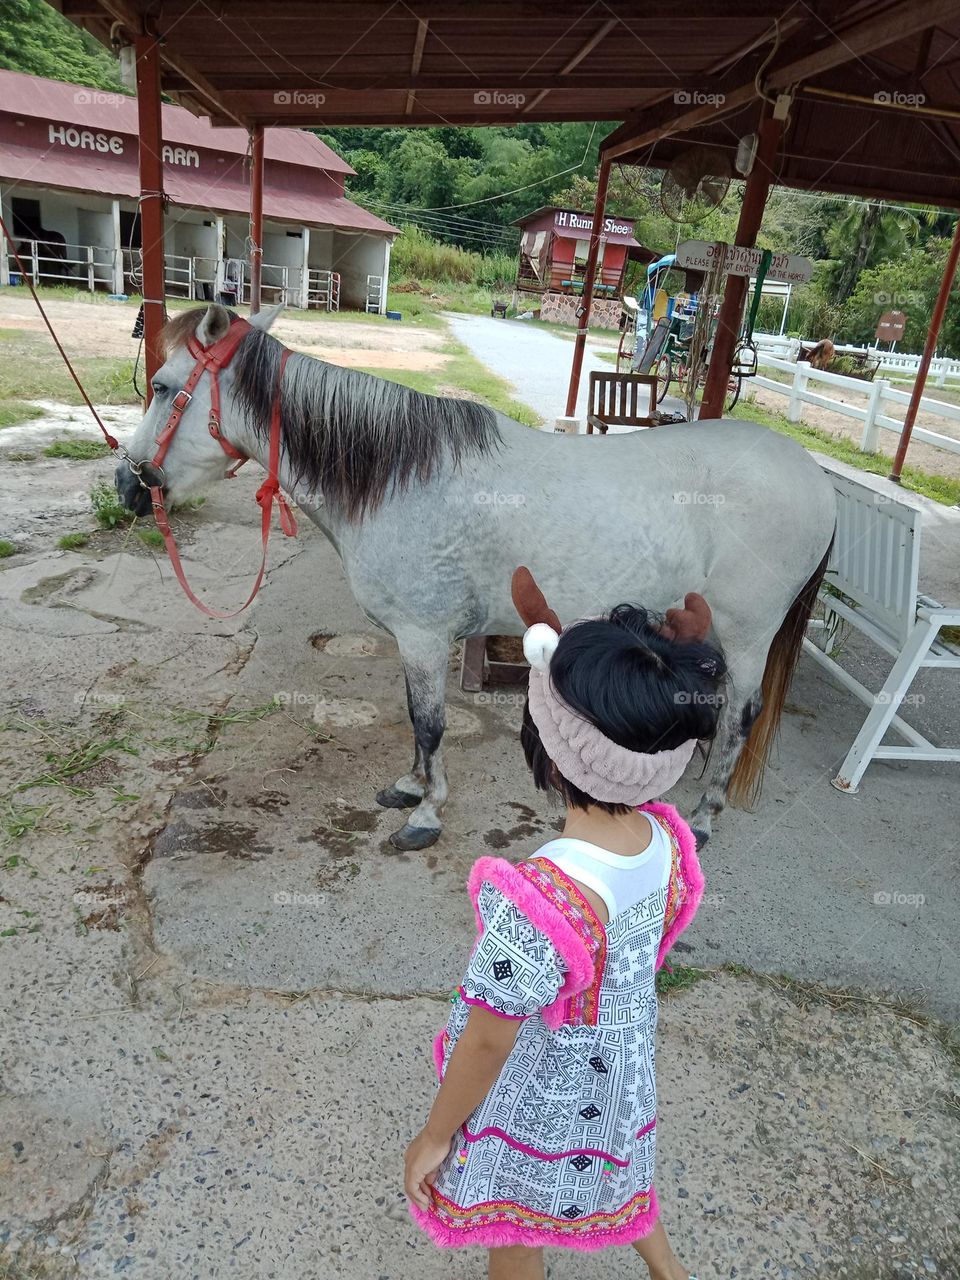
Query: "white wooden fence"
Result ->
[[755, 332, 960, 386], [751, 353, 960, 458]]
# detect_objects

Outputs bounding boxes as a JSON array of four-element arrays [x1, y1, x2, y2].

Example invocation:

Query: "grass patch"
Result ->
[[736, 396, 960, 506], [0, 326, 141, 407], [6, 451, 36, 462], [57, 532, 90, 550], [90, 479, 134, 529], [137, 527, 165, 549], [655, 964, 713, 996], [0, 400, 43, 429], [43, 438, 112, 460], [357, 335, 540, 426], [0, 540, 15, 558]]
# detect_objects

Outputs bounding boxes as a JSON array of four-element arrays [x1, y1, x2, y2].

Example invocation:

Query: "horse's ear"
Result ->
[[195, 304, 232, 347], [249, 302, 284, 333]]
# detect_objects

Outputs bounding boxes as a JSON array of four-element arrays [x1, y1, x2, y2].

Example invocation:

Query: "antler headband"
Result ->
[[512, 567, 713, 806]]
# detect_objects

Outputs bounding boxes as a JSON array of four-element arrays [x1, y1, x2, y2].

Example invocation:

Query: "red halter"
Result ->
[[133, 316, 298, 619]]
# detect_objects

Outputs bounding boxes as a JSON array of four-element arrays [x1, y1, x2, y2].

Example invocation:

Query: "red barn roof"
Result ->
[[0, 69, 397, 235]]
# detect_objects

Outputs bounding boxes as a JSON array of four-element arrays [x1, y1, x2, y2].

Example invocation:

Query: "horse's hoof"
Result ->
[[389, 823, 442, 852], [692, 828, 710, 851], [376, 785, 422, 810]]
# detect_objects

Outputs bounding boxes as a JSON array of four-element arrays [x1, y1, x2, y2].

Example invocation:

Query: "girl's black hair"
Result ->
[[521, 603, 727, 815]]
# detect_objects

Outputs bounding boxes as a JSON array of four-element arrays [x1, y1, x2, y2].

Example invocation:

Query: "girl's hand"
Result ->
[[404, 1127, 453, 1210]]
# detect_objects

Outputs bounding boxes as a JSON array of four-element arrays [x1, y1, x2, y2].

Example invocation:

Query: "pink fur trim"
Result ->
[[641, 803, 704, 970], [432, 1029, 446, 1079], [409, 1186, 659, 1251], [467, 857, 596, 1025], [462, 1122, 629, 1168]]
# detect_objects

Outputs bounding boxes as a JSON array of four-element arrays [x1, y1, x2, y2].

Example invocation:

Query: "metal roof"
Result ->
[[0, 68, 353, 172], [52, 0, 960, 205]]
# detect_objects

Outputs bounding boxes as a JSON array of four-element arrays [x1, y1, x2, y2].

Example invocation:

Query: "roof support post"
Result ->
[[0, 184, 8, 288], [699, 109, 783, 421], [249, 123, 265, 314], [889, 214, 960, 481], [134, 32, 167, 404], [564, 153, 610, 418]]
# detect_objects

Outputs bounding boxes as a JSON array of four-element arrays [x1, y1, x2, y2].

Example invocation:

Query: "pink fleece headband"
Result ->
[[526, 661, 698, 805], [511, 567, 711, 806]]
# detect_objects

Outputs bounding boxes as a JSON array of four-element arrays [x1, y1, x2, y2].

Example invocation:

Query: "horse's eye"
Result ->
[[151, 381, 167, 396]]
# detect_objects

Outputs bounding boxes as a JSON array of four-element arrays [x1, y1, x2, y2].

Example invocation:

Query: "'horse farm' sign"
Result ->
[[676, 240, 813, 284], [47, 123, 199, 167]]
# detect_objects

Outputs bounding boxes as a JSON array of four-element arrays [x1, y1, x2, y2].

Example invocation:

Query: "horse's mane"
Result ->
[[162, 308, 502, 519]]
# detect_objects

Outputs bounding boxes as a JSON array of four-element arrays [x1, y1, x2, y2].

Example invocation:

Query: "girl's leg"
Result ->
[[488, 1245, 544, 1280], [632, 1222, 690, 1280]]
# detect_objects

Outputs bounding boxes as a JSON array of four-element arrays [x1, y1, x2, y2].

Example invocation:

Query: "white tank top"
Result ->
[[536, 813, 672, 922]]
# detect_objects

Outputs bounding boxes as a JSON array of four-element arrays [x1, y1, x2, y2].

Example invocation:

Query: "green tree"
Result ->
[[0, 0, 122, 89]]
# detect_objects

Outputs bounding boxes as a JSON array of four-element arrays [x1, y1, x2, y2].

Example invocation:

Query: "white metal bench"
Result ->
[[803, 466, 960, 792]]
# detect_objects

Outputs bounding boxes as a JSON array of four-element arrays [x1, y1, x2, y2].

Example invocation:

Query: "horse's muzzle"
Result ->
[[115, 460, 156, 518]]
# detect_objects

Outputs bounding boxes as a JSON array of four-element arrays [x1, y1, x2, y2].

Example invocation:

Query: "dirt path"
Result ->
[[0, 291, 448, 369]]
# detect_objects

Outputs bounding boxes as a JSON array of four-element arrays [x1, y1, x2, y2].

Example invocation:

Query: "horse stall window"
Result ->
[[11, 197, 42, 238]]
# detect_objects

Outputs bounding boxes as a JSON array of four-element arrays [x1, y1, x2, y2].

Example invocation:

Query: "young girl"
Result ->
[[404, 569, 726, 1280]]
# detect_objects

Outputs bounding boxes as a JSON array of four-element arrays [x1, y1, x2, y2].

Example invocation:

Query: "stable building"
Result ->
[[0, 69, 397, 312], [513, 205, 655, 328]]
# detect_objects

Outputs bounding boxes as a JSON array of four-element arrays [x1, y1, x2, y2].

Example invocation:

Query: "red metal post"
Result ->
[[699, 113, 783, 420], [564, 155, 611, 418], [134, 33, 166, 404], [889, 216, 960, 481], [249, 124, 265, 314]]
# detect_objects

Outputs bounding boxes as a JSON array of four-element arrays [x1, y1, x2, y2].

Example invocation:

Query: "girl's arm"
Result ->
[[404, 1006, 520, 1210]]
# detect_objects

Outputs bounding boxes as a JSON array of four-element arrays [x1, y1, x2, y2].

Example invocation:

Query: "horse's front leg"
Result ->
[[376, 629, 449, 851]]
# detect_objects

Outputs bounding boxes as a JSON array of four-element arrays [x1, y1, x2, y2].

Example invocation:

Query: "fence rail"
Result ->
[[755, 332, 960, 386], [752, 352, 960, 458], [6, 241, 341, 311]]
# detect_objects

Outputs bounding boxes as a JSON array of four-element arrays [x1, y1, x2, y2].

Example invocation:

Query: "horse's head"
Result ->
[[115, 302, 281, 516]]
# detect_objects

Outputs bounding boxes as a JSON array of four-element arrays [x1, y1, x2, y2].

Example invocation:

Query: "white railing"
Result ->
[[307, 268, 340, 311], [754, 332, 960, 386], [9, 239, 115, 290], [751, 352, 960, 457]]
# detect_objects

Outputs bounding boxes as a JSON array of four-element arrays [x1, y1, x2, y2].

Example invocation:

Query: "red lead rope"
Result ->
[[149, 348, 297, 620], [0, 206, 297, 618]]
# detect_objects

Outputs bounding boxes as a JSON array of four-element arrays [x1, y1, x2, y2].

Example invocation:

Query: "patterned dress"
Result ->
[[410, 801, 703, 1252]]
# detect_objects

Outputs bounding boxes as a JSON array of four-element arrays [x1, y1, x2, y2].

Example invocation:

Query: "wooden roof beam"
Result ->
[[522, 17, 618, 114], [404, 18, 429, 116], [602, 0, 960, 161]]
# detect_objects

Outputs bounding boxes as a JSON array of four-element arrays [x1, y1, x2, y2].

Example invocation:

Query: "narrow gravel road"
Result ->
[[444, 310, 683, 426]]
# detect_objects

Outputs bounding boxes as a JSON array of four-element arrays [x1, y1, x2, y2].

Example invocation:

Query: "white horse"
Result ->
[[117, 305, 836, 850]]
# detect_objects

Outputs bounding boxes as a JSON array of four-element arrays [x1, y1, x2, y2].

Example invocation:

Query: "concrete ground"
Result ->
[[1, 374, 959, 1280]]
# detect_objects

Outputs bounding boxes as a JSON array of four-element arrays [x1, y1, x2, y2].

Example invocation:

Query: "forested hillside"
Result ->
[[3, 0, 958, 351]]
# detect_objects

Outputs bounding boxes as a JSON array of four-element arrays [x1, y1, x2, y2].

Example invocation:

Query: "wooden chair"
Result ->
[[586, 371, 658, 434]]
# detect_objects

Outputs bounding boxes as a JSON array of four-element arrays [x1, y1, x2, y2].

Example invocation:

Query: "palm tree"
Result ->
[[827, 200, 929, 303]]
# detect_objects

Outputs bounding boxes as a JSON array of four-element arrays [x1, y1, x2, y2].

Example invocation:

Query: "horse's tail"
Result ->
[[727, 535, 834, 807]]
